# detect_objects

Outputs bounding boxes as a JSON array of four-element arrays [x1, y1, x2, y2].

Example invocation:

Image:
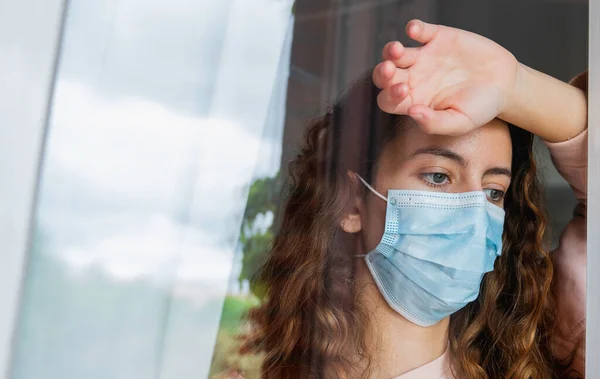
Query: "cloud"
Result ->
[[38, 77, 278, 284], [46, 80, 264, 200], [60, 213, 234, 282]]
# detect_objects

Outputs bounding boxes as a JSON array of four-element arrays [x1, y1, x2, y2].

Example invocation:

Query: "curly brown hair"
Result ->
[[242, 73, 560, 378]]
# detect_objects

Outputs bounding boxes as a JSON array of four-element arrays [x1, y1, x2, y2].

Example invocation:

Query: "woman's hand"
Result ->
[[373, 19, 520, 135]]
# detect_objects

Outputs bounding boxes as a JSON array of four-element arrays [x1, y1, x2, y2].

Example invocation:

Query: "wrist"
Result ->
[[498, 62, 530, 124], [497, 63, 587, 142]]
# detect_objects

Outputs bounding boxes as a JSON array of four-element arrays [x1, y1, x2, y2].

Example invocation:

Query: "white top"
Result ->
[[394, 347, 452, 379]]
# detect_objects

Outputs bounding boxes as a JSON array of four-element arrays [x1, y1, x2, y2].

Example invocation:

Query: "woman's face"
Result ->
[[359, 118, 513, 253]]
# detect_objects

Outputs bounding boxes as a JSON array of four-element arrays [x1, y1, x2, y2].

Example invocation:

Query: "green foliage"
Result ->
[[238, 172, 282, 296], [240, 230, 273, 294], [211, 172, 283, 376], [240, 173, 282, 229], [220, 295, 260, 330]]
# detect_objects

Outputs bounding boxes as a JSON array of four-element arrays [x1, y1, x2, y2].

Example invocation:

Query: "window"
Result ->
[[0, 0, 595, 378]]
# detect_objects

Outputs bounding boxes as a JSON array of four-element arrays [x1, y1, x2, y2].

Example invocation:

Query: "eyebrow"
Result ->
[[409, 146, 512, 177], [483, 167, 512, 178], [409, 147, 467, 167]]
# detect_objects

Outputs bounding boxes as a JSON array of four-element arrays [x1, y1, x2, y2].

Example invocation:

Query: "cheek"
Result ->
[[361, 198, 387, 253]]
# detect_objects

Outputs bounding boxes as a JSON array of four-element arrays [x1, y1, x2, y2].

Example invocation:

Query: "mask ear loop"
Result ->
[[355, 174, 388, 202], [353, 174, 388, 258]]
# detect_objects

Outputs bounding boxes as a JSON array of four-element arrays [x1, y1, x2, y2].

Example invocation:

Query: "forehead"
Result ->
[[379, 119, 513, 169]]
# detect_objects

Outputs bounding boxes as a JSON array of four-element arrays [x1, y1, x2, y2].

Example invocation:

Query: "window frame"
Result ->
[[586, 0, 599, 376]]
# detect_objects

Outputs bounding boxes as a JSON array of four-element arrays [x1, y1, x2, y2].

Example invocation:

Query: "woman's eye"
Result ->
[[422, 173, 450, 186], [484, 189, 505, 202]]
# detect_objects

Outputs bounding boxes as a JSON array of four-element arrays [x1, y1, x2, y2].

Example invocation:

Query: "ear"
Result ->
[[339, 170, 363, 234]]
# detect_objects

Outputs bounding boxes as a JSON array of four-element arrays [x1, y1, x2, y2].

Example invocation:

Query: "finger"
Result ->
[[408, 105, 473, 136], [377, 88, 412, 115], [382, 41, 402, 61], [372, 61, 408, 89], [406, 19, 439, 45], [372, 61, 394, 88], [383, 41, 419, 68], [390, 48, 419, 69], [390, 83, 410, 100]]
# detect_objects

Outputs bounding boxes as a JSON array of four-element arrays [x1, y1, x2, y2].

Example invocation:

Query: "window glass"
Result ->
[[8, 1, 588, 378]]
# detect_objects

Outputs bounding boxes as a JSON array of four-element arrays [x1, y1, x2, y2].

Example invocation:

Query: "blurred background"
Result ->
[[5, 1, 587, 378]]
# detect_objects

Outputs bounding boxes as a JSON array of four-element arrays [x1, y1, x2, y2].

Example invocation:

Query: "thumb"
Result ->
[[408, 105, 474, 136]]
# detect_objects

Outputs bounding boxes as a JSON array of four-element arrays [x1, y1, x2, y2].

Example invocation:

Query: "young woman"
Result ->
[[242, 20, 587, 378]]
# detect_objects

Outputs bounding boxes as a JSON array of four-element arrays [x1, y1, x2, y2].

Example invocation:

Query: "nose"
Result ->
[[454, 177, 484, 193]]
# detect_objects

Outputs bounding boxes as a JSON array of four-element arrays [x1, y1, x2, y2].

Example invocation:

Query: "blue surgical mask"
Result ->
[[356, 175, 505, 327]]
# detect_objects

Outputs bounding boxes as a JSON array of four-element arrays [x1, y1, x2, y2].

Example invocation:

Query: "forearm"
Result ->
[[499, 63, 587, 143]]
